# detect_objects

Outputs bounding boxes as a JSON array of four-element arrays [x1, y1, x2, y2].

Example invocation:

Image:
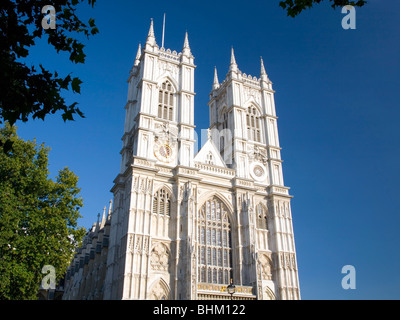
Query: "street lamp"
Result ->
[[227, 278, 236, 300]]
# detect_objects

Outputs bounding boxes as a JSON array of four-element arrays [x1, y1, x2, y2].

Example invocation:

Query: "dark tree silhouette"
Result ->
[[279, 0, 367, 17], [0, 0, 98, 126]]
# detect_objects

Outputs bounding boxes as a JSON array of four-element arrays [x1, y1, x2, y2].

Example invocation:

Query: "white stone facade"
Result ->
[[63, 19, 300, 300]]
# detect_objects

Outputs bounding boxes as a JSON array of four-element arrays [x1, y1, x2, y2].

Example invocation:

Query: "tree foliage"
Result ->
[[0, 124, 86, 299], [279, 0, 367, 17], [0, 0, 98, 126]]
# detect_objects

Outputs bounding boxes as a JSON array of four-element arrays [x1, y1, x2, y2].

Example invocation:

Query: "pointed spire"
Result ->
[[106, 199, 112, 223], [230, 47, 236, 65], [229, 47, 238, 72], [101, 206, 106, 228], [213, 66, 219, 90], [134, 43, 141, 66], [183, 31, 190, 48], [94, 213, 100, 233], [148, 18, 155, 38], [145, 18, 156, 47], [182, 31, 191, 56], [260, 56, 267, 76], [260, 56, 270, 86]]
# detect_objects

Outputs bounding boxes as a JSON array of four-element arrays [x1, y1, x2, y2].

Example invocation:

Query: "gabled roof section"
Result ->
[[194, 137, 226, 168]]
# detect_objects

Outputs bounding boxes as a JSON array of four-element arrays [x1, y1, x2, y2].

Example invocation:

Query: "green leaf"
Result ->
[[62, 110, 74, 121], [60, 74, 72, 90], [88, 18, 96, 27], [71, 77, 83, 94], [91, 27, 99, 35]]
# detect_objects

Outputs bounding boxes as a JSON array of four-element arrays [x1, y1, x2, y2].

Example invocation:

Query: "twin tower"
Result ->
[[63, 19, 300, 300]]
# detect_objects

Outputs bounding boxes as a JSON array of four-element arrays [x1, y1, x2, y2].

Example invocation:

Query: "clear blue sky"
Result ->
[[15, 0, 400, 299]]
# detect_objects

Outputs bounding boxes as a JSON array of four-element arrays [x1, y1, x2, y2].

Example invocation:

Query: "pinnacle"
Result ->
[[145, 18, 156, 46], [148, 18, 154, 37], [134, 42, 141, 66], [230, 47, 237, 66], [213, 66, 219, 90], [182, 31, 191, 56], [183, 31, 190, 49], [101, 206, 106, 227], [107, 199, 112, 221], [260, 56, 267, 75]]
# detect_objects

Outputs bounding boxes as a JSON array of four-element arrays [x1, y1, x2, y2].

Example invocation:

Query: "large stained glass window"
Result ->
[[197, 197, 232, 284]]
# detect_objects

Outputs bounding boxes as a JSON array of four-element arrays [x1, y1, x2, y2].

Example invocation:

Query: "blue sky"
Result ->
[[14, 0, 400, 299]]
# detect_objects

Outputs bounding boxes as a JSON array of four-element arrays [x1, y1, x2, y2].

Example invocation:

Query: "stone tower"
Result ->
[[208, 48, 300, 300], [103, 19, 197, 300]]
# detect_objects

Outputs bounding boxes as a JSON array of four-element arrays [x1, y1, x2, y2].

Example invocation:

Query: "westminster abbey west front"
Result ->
[[63, 19, 300, 300]]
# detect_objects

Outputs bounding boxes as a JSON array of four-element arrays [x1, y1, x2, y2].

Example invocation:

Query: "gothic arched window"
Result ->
[[246, 106, 261, 143], [198, 197, 232, 284], [158, 80, 174, 121], [256, 203, 268, 230], [220, 109, 228, 151], [153, 188, 171, 216]]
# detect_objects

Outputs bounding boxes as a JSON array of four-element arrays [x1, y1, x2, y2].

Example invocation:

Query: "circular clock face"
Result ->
[[250, 162, 267, 182], [159, 144, 172, 158], [154, 141, 175, 163], [253, 165, 264, 178]]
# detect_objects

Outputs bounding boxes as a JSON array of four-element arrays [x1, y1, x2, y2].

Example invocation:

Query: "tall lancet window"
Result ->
[[246, 105, 262, 143], [158, 80, 174, 121], [256, 203, 268, 230], [220, 110, 228, 151], [197, 197, 233, 284], [153, 188, 171, 216]]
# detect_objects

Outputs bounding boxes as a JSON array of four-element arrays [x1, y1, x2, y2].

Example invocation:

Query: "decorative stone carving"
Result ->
[[243, 86, 261, 104], [158, 60, 179, 78], [143, 237, 149, 255], [150, 242, 170, 271], [135, 235, 142, 251], [149, 279, 170, 300], [128, 235, 134, 252], [249, 145, 268, 164], [264, 287, 276, 300], [259, 254, 273, 280]]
